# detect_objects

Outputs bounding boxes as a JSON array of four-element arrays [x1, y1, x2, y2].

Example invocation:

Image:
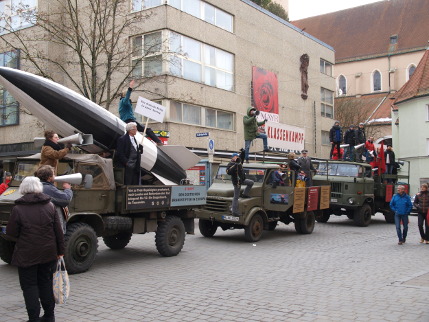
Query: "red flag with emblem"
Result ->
[[378, 141, 386, 176]]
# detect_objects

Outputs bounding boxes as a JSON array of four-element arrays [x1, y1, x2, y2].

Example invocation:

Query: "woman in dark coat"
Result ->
[[6, 176, 65, 322]]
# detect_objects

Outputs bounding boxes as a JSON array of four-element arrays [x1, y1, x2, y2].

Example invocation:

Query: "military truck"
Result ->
[[196, 163, 330, 242], [0, 153, 206, 274], [311, 160, 410, 226]]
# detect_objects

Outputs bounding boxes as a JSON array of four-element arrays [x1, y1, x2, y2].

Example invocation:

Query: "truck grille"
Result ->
[[205, 197, 228, 212], [331, 182, 342, 198]]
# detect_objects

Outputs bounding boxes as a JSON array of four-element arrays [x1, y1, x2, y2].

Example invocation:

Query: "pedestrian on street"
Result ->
[[243, 107, 268, 163], [5, 176, 65, 322], [226, 151, 253, 216], [413, 183, 429, 244], [297, 149, 315, 186], [343, 124, 357, 161], [329, 121, 342, 159], [390, 185, 413, 245], [0, 171, 12, 195]]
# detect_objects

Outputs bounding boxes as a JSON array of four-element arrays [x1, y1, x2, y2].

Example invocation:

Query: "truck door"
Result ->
[[263, 169, 295, 212]]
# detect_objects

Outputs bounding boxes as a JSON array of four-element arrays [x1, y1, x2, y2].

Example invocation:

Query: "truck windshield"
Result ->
[[317, 163, 363, 177], [216, 166, 266, 183], [14, 162, 40, 182]]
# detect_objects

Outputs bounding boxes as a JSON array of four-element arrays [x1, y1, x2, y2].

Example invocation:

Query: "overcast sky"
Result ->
[[288, 0, 383, 20]]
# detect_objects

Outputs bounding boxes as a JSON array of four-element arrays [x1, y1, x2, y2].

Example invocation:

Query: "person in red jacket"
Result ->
[[0, 171, 12, 195], [364, 137, 377, 167]]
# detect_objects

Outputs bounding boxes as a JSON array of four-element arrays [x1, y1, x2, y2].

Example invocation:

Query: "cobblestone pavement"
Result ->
[[1, 213, 429, 322]]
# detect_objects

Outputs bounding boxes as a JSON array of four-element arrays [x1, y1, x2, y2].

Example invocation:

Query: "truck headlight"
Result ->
[[348, 198, 355, 205]]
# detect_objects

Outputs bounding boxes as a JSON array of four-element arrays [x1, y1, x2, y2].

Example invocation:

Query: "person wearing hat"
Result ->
[[297, 150, 315, 186], [243, 107, 268, 163], [343, 124, 357, 161], [226, 151, 253, 216], [329, 121, 343, 159], [0, 171, 12, 195]]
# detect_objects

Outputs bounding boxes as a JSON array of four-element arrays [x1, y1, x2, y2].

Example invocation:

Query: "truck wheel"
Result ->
[[0, 238, 14, 264], [295, 211, 315, 234], [103, 232, 132, 250], [384, 211, 395, 224], [268, 221, 278, 231], [353, 204, 372, 227], [156, 216, 185, 257], [64, 223, 98, 274], [244, 213, 264, 242], [198, 219, 218, 237], [314, 209, 330, 223]]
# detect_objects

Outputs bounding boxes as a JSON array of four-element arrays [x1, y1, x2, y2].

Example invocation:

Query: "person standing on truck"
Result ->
[[226, 152, 253, 216], [329, 121, 342, 159], [35, 165, 73, 234], [39, 130, 72, 172], [118, 79, 163, 146], [413, 183, 429, 244], [390, 185, 413, 245], [364, 137, 377, 166], [385, 145, 396, 179], [116, 122, 143, 185], [355, 123, 366, 161], [6, 176, 65, 322], [298, 149, 315, 186], [243, 107, 268, 163], [343, 125, 357, 161], [0, 171, 12, 195]]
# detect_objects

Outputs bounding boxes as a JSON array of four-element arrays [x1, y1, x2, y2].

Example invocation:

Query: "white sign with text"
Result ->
[[266, 121, 305, 151], [135, 96, 166, 123]]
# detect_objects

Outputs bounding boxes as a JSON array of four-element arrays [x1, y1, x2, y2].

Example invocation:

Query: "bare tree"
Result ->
[[335, 97, 383, 139], [0, 0, 175, 110]]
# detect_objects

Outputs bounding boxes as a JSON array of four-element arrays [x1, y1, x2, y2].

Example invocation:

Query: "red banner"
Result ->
[[307, 187, 320, 211], [385, 184, 393, 202], [252, 67, 279, 115]]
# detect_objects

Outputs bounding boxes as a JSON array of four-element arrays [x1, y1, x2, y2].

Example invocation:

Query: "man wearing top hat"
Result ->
[[297, 149, 315, 187]]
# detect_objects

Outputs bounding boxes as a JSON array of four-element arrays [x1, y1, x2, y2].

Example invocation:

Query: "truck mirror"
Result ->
[[84, 174, 93, 189]]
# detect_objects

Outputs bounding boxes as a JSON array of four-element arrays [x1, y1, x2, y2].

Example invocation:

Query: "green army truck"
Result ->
[[196, 163, 330, 242], [0, 153, 206, 274], [312, 160, 410, 226]]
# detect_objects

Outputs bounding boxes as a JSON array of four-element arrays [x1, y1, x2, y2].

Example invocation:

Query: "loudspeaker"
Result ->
[[58, 133, 83, 145], [54, 173, 83, 185]]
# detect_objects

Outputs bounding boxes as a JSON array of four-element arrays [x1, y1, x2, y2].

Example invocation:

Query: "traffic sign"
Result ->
[[208, 139, 215, 155], [196, 132, 210, 137]]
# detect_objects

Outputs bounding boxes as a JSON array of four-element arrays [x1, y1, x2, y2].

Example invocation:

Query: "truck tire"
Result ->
[[199, 219, 218, 237], [314, 209, 330, 223], [64, 223, 98, 274], [384, 210, 395, 224], [244, 213, 264, 242], [156, 216, 185, 257], [295, 211, 315, 234], [0, 238, 14, 264], [353, 204, 372, 227], [103, 232, 132, 250]]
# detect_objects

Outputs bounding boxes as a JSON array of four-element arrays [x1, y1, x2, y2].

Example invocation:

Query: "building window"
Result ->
[[131, 0, 162, 12], [132, 31, 234, 91], [321, 131, 330, 145], [169, 0, 233, 32], [390, 35, 398, 44], [338, 75, 347, 95], [170, 101, 234, 130], [0, 50, 20, 126], [407, 64, 416, 81], [372, 70, 381, 92], [320, 59, 332, 76], [321, 87, 333, 118], [0, 0, 37, 34]]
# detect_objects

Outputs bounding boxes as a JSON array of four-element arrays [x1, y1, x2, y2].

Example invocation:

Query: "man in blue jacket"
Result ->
[[390, 185, 413, 245]]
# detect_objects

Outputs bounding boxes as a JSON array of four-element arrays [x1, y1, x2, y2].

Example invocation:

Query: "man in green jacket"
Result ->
[[243, 107, 268, 163]]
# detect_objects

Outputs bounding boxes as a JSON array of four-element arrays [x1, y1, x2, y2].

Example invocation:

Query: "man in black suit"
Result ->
[[116, 122, 142, 185]]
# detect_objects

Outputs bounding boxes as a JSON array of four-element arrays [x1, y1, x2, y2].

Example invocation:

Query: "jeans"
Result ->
[[343, 145, 355, 161], [232, 179, 254, 215], [394, 213, 409, 242], [417, 213, 429, 240], [244, 133, 268, 161], [18, 260, 57, 321]]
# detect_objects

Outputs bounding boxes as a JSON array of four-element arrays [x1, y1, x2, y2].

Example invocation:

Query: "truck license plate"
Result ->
[[221, 215, 240, 222], [331, 198, 338, 203]]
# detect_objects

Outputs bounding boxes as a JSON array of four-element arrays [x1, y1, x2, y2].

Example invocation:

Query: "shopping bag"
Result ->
[[53, 257, 70, 304]]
